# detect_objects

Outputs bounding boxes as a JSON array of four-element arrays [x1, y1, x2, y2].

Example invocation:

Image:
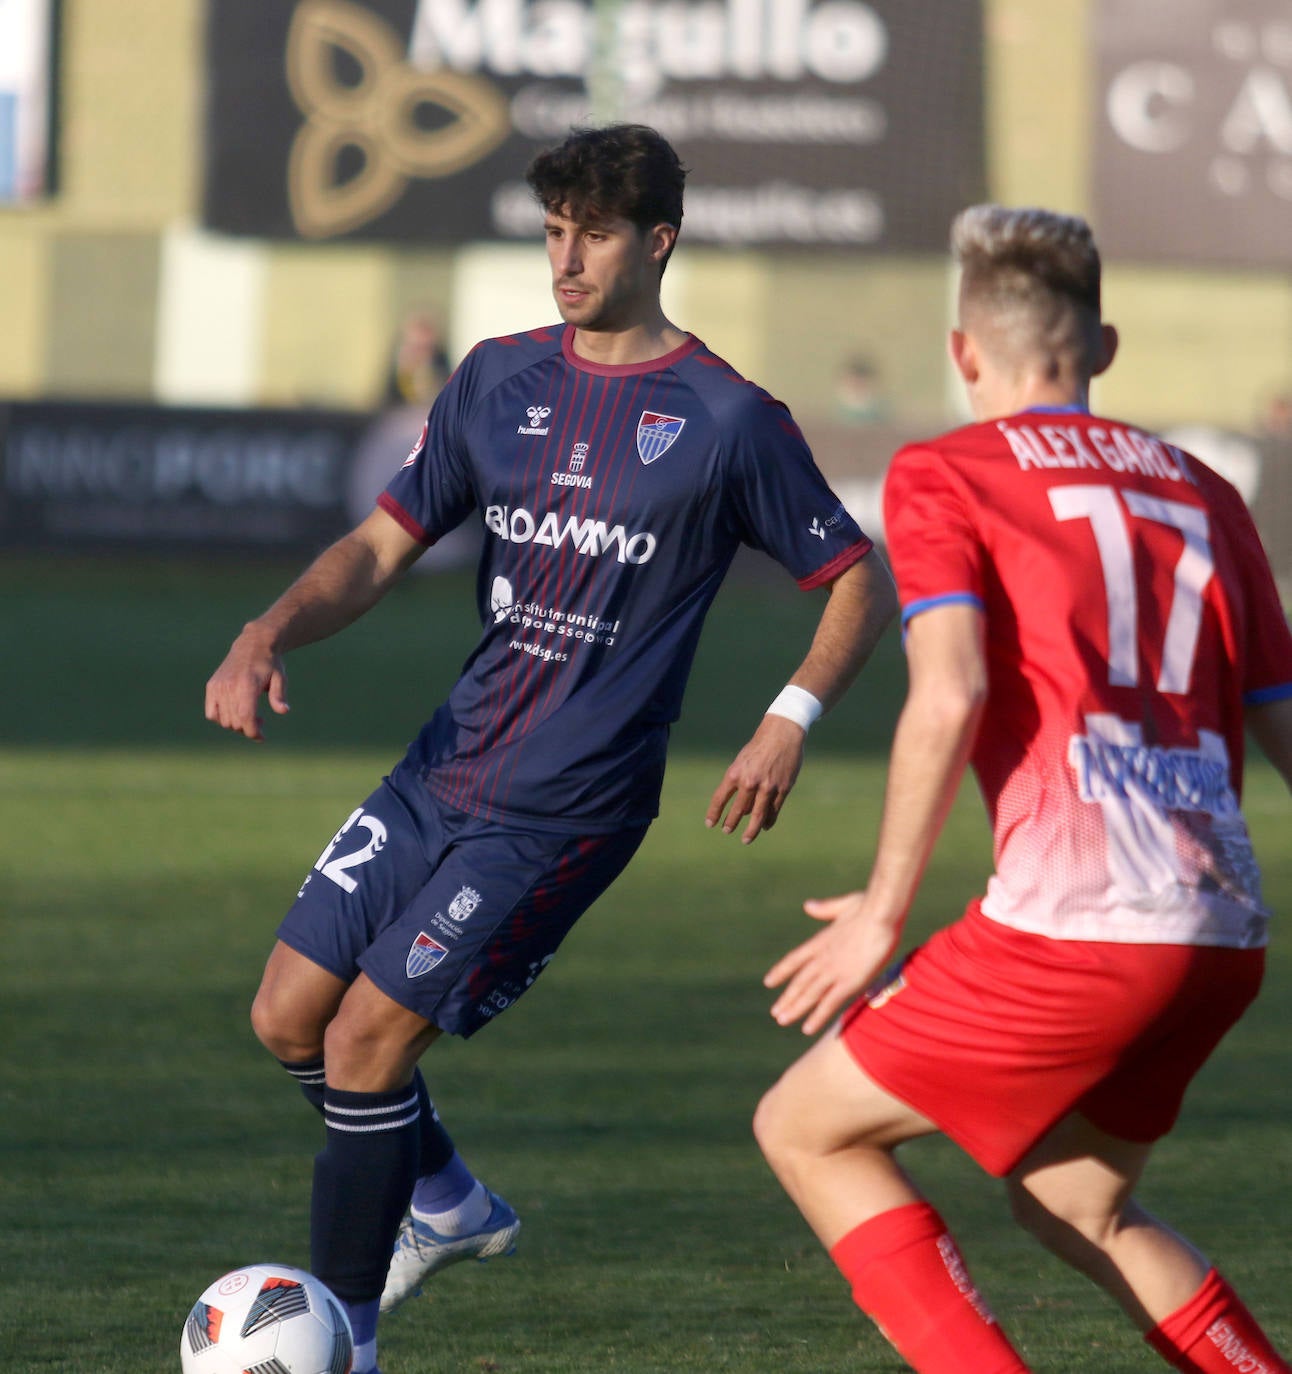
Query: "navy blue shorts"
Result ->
[[277, 758, 648, 1037]]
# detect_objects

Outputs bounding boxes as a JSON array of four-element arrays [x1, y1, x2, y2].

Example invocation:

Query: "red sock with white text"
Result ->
[[829, 1201, 1031, 1373], [1146, 1268, 1290, 1373]]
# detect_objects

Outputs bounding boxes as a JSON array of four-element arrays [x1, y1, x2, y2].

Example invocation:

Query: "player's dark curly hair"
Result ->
[[525, 124, 687, 272]]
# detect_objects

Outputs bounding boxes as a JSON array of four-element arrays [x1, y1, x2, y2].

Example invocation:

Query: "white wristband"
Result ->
[[765, 684, 823, 732]]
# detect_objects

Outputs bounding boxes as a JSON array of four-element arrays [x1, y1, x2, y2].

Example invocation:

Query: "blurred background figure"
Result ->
[[1256, 389, 1292, 445], [383, 308, 452, 409], [834, 353, 890, 426], [1253, 389, 1292, 605], [1160, 423, 1262, 506]]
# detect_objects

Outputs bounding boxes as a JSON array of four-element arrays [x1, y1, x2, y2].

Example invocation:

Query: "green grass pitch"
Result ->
[[1, 555, 1288, 1372]]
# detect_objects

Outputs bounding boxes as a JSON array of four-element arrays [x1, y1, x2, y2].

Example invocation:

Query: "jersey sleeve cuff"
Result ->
[[796, 537, 874, 591], [1244, 681, 1292, 706], [377, 491, 436, 546], [900, 591, 985, 628]]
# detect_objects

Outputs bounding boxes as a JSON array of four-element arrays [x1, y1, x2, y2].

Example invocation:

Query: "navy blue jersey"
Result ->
[[379, 324, 872, 832]]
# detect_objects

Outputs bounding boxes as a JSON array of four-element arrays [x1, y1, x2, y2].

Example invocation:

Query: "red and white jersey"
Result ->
[[883, 406, 1292, 947]]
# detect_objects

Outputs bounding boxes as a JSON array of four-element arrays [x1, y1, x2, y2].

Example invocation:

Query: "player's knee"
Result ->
[[752, 1080, 800, 1170], [321, 1003, 410, 1091], [1006, 1178, 1114, 1259], [250, 984, 320, 1063]]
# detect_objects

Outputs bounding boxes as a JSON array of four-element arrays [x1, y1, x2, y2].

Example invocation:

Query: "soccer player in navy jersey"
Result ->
[[205, 123, 896, 1374], [754, 205, 1292, 1373]]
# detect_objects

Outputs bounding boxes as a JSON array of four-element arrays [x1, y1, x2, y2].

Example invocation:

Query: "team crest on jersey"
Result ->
[[636, 412, 686, 464], [448, 886, 482, 922], [402, 419, 428, 469], [406, 932, 449, 979]]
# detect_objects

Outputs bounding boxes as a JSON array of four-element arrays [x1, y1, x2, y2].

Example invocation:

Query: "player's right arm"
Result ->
[[204, 506, 425, 741]]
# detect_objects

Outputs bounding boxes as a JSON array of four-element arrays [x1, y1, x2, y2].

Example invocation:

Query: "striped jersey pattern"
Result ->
[[379, 324, 872, 832]]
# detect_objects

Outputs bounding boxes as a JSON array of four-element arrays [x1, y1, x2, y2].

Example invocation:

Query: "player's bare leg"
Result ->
[[754, 1031, 932, 1245], [1006, 1114, 1204, 1329], [1007, 1114, 1291, 1372], [322, 973, 442, 1089], [250, 939, 349, 1063], [755, 1034, 1031, 1373]]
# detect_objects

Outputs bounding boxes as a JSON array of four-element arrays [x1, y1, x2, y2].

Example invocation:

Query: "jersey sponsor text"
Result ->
[[1069, 716, 1239, 818], [485, 503, 657, 563]]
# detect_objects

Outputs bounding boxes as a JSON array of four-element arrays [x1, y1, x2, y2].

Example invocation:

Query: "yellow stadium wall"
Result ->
[[2, 0, 1290, 435]]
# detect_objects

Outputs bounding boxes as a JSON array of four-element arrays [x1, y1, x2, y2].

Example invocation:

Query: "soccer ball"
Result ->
[[180, 1263, 353, 1374]]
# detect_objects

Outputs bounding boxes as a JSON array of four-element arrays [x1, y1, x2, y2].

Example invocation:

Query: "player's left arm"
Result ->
[[765, 600, 987, 1033], [706, 549, 898, 844]]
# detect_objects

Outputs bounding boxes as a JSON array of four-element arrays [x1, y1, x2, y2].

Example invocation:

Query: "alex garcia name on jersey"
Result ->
[[994, 416, 1196, 483], [883, 406, 1292, 949], [377, 324, 872, 834]]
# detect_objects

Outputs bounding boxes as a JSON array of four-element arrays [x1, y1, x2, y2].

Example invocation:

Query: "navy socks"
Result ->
[[282, 1058, 457, 1176], [310, 1084, 420, 1305]]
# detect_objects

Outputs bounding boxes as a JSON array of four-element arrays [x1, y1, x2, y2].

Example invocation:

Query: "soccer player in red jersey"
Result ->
[[205, 125, 896, 1374], [755, 204, 1292, 1374]]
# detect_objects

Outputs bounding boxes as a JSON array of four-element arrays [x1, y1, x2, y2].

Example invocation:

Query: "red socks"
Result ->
[[830, 1202, 1030, 1373], [1147, 1269, 1290, 1373], [828, 1205, 1289, 1374]]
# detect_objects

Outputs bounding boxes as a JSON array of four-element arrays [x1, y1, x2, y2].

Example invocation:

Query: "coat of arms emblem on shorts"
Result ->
[[448, 885, 482, 922]]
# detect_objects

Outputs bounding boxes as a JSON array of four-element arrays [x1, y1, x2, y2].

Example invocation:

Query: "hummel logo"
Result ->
[[518, 404, 552, 436], [809, 517, 826, 539]]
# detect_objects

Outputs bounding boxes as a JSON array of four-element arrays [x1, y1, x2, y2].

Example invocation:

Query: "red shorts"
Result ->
[[841, 902, 1264, 1176]]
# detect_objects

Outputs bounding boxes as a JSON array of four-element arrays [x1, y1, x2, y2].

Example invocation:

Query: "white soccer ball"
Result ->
[[179, 1263, 353, 1374]]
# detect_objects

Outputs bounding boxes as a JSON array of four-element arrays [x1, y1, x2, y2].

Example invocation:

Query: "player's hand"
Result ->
[[705, 713, 806, 844], [765, 892, 901, 1035], [204, 627, 290, 742]]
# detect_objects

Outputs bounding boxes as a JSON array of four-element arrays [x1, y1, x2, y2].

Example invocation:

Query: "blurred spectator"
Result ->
[[1252, 388, 1292, 603], [355, 308, 470, 570], [1161, 424, 1262, 505], [1256, 389, 1292, 444], [834, 353, 890, 425], [383, 309, 452, 408]]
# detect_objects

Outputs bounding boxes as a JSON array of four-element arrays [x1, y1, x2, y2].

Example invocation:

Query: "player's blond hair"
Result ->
[[952, 205, 1102, 366]]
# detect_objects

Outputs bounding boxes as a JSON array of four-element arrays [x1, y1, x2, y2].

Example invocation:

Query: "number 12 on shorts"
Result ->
[[1049, 484, 1213, 695], [307, 806, 389, 894]]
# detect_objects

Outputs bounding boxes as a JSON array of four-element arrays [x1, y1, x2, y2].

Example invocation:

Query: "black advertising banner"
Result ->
[[0, 400, 372, 554], [1093, 0, 1292, 267], [202, 0, 984, 250]]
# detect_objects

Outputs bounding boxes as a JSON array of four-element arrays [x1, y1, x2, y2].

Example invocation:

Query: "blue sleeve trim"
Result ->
[[900, 591, 984, 628], [1244, 682, 1292, 706]]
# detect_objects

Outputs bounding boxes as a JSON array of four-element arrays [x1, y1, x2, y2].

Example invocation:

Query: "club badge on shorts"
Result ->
[[636, 411, 685, 465], [448, 885, 482, 922], [406, 932, 449, 979]]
